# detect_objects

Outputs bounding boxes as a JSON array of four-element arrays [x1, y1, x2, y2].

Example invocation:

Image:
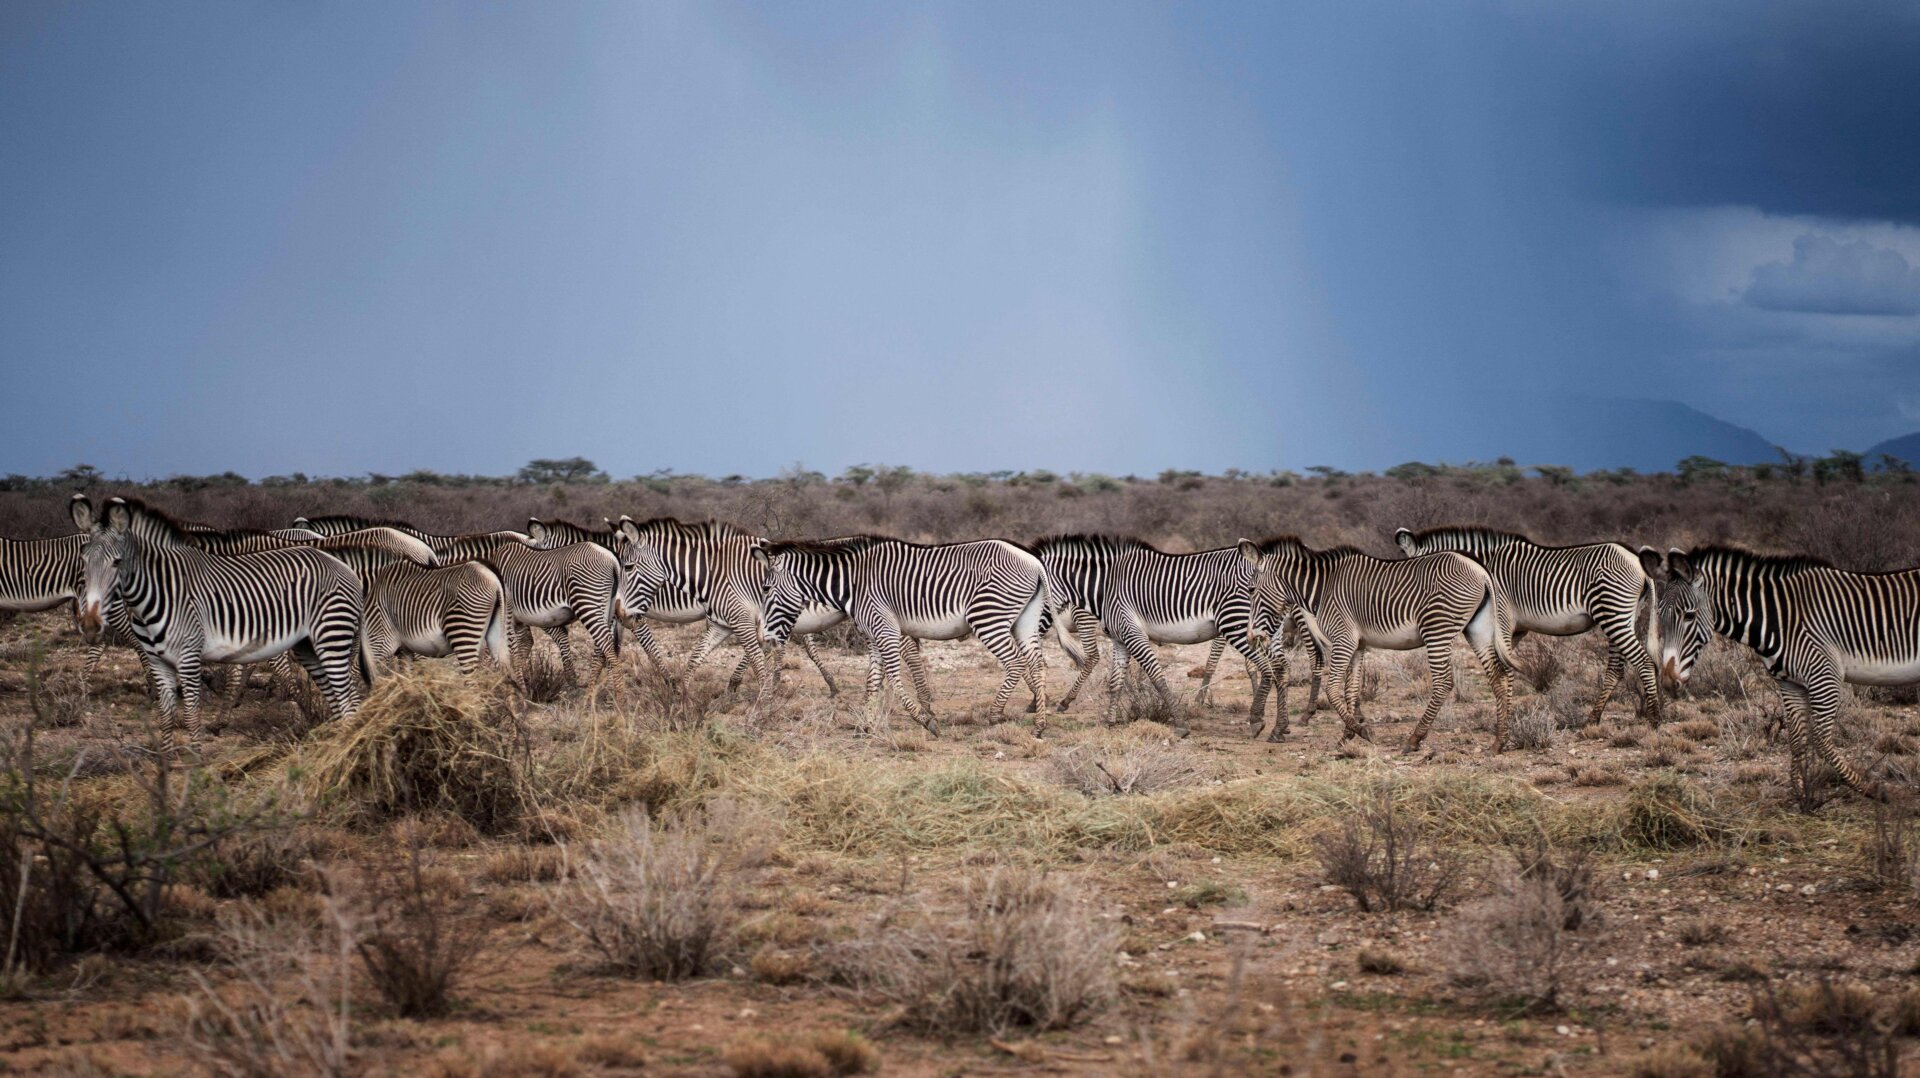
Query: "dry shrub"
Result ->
[[1673, 718, 1719, 742], [1049, 734, 1211, 797], [425, 1041, 584, 1078], [1640, 731, 1698, 769], [1719, 709, 1772, 761], [481, 844, 568, 884], [300, 665, 531, 833], [1443, 864, 1587, 1013], [749, 945, 811, 984], [1684, 642, 1757, 702], [351, 832, 488, 1019], [1676, 919, 1728, 946], [1170, 879, 1247, 908], [192, 825, 337, 899], [575, 1034, 649, 1069], [724, 1031, 879, 1078], [829, 864, 1117, 1036], [1629, 1043, 1714, 1078], [553, 800, 774, 980], [1607, 725, 1643, 749], [1506, 704, 1556, 751], [1614, 773, 1730, 852], [1860, 799, 1918, 892], [1109, 677, 1194, 732], [1356, 948, 1406, 975], [1508, 838, 1600, 930], [1313, 781, 1461, 913], [181, 893, 360, 1077], [1569, 764, 1624, 787], [616, 661, 729, 733], [1519, 641, 1563, 693], [1730, 978, 1906, 1076]]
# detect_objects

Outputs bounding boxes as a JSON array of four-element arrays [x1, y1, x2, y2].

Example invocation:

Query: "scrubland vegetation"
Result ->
[[5, 461, 1920, 1074]]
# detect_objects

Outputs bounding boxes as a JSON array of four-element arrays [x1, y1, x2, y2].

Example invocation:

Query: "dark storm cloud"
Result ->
[[1744, 234, 1920, 317], [1559, 1, 1920, 223]]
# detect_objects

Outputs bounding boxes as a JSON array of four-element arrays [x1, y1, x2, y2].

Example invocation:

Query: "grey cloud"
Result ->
[[1743, 233, 1920, 316]]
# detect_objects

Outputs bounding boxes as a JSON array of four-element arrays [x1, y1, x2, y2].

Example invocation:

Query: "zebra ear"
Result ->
[[618, 520, 641, 545], [1636, 546, 1665, 580], [69, 494, 94, 530], [1236, 538, 1262, 565], [104, 501, 133, 533], [1666, 548, 1695, 584], [1393, 528, 1417, 556], [750, 546, 771, 566], [526, 520, 546, 540]]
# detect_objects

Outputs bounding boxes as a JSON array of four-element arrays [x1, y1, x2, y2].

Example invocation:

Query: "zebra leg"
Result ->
[[1795, 665, 1874, 797], [683, 622, 730, 680], [1261, 643, 1291, 742], [975, 621, 1031, 721], [899, 637, 936, 719], [1055, 613, 1102, 712], [1773, 678, 1819, 796], [1472, 642, 1515, 753], [1600, 612, 1663, 728], [866, 621, 931, 735], [1195, 637, 1228, 706], [1590, 651, 1625, 726], [148, 660, 185, 756], [542, 626, 579, 684], [629, 619, 678, 683], [798, 635, 840, 697], [175, 651, 208, 749], [1406, 638, 1456, 752], [1318, 640, 1368, 742], [81, 640, 104, 701], [508, 622, 535, 690], [217, 663, 248, 707]]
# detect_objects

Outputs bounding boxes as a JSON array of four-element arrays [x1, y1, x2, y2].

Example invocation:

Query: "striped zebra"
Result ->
[[1033, 535, 1286, 735], [481, 537, 622, 686], [1656, 546, 1920, 796], [751, 536, 1050, 732], [611, 516, 840, 700], [73, 496, 368, 751], [1395, 527, 1664, 726], [1239, 537, 1519, 752], [1, 529, 114, 692], [362, 561, 513, 676]]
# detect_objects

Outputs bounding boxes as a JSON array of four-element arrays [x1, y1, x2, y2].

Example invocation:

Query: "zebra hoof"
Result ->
[[1024, 701, 1038, 715], [1265, 727, 1289, 743]]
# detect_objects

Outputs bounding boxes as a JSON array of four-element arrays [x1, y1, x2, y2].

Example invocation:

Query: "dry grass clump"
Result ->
[[191, 825, 342, 899], [181, 894, 359, 1077], [1313, 780, 1461, 913], [1607, 725, 1644, 749], [1443, 861, 1595, 1013], [299, 665, 531, 833], [1506, 703, 1556, 751], [828, 864, 1117, 1036], [1569, 764, 1624, 787], [1048, 731, 1212, 797], [1859, 800, 1918, 892], [1718, 709, 1772, 761], [1108, 677, 1194, 732], [552, 800, 775, 980], [1639, 731, 1699, 770], [724, 1031, 879, 1078], [1356, 948, 1406, 975], [1675, 919, 1728, 946], [481, 844, 569, 884], [351, 833, 489, 1019], [1683, 642, 1759, 702], [1614, 773, 1731, 852], [1673, 718, 1719, 742]]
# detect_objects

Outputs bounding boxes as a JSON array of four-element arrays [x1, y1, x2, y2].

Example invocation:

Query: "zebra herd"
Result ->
[[4, 493, 1918, 799]]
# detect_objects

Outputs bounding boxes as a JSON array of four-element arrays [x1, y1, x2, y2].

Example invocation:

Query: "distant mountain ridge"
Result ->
[[1866, 432, 1920, 467], [1526, 397, 1783, 474]]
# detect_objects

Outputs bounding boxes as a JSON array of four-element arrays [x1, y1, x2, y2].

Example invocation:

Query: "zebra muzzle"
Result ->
[[77, 602, 104, 638]]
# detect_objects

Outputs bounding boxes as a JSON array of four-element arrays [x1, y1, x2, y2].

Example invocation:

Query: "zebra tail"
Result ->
[[1052, 609, 1091, 670], [1638, 574, 1660, 668], [485, 585, 512, 668], [1488, 583, 1519, 671]]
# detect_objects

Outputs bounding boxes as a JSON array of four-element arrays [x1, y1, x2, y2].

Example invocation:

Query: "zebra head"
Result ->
[[73, 496, 132, 640], [750, 541, 846, 646], [1237, 536, 1311, 631], [1655, 547, 1714, 690], [611, 522, 676, 620]]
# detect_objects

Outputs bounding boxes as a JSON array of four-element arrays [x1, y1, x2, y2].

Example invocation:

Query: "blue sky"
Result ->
[[3, 1, 1918, 479]]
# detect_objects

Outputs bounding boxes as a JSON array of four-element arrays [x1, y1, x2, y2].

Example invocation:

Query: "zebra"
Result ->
[[1655, 545, 1920, 797], [73, 496, 368, 751], [1, 530, 113, 688], [361, 561, 513, 676], [1238, 536, 1519, 752], [751, 536, 1050, 732], [611, 516, 841, 700], [1395, 527, 1664, 726], [478, 536, 622, 686], [1033, 535, 1285, 735]]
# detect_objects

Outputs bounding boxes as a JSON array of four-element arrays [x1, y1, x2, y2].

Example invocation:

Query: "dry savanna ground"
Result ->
[[4, 597, 1920, 1076]]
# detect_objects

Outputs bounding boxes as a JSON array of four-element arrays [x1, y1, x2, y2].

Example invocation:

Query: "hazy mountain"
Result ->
[[1866, 433, 1920, 468], [1521, 397, 1784, 474]]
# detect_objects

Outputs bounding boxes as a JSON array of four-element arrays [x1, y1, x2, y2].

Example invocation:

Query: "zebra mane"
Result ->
[[531, 517, 612, 538], [297, 513, 421, 532], [104, 498, 201, 545], [1033, 533, 1162, 556], [764, 536, 885, 558], [1406, 525, 1530, 546], [1690, 545, 1839, 575], [626, 516, 760, 543], [1251, 535, 1366, 559]]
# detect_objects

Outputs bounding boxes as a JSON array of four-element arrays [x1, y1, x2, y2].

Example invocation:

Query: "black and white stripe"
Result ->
[[362, 560, 513, 676], [75, 496, 368, 750], [1658, 546, 1920, 795], [1396, 526, 1663, 725], [1240, 536, 1519, 752], [753, 536, 1049, 732]]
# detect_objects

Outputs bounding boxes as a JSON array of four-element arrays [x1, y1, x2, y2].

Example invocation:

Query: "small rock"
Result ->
[[1331, 980, 1349, 991], [1104, 1035, 1124, 1045], [1556, 1025, 1572, 1036], [738, 1008, 758, 1020], [1188, 931, 1207, 943], [1800, 884, 1817, 896], [1776, 883, 1794, 892], [730, 965, 746, 977], [1645, 868, 1660, 881]]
